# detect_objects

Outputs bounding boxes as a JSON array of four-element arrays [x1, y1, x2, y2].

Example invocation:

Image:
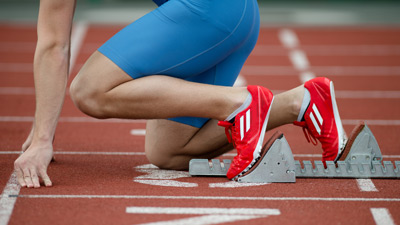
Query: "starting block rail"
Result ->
[[189, 122, 400, 183]]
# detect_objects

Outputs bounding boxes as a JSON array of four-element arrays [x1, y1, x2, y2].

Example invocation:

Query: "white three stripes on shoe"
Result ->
[[240, 109, 251, 140], [310, 104, 323, 135]]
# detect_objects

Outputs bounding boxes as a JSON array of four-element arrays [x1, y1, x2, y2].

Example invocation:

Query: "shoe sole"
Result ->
[[233, 96, 275, 180], [234, 131, 283, 180], [330, 81, 348, 161]]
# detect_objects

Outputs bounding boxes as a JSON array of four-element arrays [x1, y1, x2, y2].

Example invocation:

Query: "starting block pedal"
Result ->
[[189, 131, 296, 183], [295, 122, 399, 178], [189, 122, 400, 183]]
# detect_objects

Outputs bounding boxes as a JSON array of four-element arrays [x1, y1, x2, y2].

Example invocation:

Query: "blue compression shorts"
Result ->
[[98, 0, 260, 128]]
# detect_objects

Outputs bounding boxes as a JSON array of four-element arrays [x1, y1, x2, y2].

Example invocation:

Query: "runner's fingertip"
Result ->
[[43, 177, 52, 187]]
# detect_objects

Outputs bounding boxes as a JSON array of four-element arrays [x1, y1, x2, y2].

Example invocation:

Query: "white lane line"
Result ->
[[253, 45, 400, 56], [370, 208, 396, 225], [0, 42, 36, 52], [69, 22, 88, 73], [0, 151, 145, 155], [0, 87, 35, 95], [3, 88, 400, 99], [2, 117, 400, 126], [342, 119, 400, 126], [3, 42, 400, 56], [126, 206, 280, 215], [9, 195, 400, 202], [3, 64, 400, 76], [2, 151, 400, 159], [241, 65, 400, 76], [0, 63, 33, 73], [357, 179, 378, 192], [334, 90, 400, 99], [0, 172, 21, 225], [0, 116, 146, 124]]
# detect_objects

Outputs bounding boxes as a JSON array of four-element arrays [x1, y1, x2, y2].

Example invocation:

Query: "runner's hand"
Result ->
[[14, 143, 53, 188]]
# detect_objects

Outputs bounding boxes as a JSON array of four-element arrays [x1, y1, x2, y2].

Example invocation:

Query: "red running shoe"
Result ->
[[218, 85, 274, 179], [294, 77, 348, 162]]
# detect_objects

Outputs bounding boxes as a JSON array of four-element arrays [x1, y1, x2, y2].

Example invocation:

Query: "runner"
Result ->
[[14, 0, 347, 188]]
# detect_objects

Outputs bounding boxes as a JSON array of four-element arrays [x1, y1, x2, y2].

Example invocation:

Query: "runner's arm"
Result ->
[[14, 0, 77, 188]]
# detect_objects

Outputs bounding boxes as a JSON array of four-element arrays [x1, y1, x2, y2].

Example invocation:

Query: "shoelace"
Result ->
[[218, 120, 245, 149], [293, 121, 318, 145], [218, 121, 234, 144]]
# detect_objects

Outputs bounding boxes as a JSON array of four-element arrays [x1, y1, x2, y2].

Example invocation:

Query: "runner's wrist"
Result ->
[[30, 134, 54, 148]]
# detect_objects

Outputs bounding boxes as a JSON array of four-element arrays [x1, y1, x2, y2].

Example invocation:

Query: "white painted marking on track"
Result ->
[[299, 71, 316, 83], [130, 129, 146, 136], [342, 119, 400, 126], [0, 63, 32, 72], [335, 90, 400, 99], [279, 29, 299, 49], [278, 28, 316, 83], [139, 215, 265, 225], [134, 180, 198, 188], [233, 74, 247, 87], [126, 207, 280, 225], [11, 195, 400, 202], [126, 206, 280, 215], [0, 87, 35, 95], [253, 44, 400, 56], [2, 151, 400, 160], [370, 208, 396, 225], [0, 116, 146, 124], [3, 88, 393, 98], [0, 172, 21, 225], [289, 50, 309, 71], [209, 181, 268, 188], [134, 164, 198, 188], [242, 65, 400, 76], [357, 179, 378, 192], [69, 22, 88, 73], [133, 164, 275, 189]]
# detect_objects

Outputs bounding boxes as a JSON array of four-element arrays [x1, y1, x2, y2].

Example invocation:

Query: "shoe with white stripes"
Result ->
[[218, 85, 274, 180], [294, 77, 348, 162]]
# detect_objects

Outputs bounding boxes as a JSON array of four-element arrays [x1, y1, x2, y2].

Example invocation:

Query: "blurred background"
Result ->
[[0, 0, 400, 26]]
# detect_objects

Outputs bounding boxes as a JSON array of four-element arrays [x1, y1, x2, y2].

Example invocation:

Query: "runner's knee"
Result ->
[[70, 72, 109, 119]]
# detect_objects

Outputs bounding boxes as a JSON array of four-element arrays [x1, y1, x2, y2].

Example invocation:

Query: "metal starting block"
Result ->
[[189, 122, 400, 183]]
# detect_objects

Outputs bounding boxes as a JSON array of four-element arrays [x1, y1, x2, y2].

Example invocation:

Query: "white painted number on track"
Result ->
[[126, 206, 280, 225]]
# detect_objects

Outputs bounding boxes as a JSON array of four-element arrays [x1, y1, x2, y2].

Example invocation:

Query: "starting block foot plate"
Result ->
[[189, 132, 296, 183]]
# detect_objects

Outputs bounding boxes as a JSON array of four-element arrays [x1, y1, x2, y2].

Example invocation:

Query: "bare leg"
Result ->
[[70, 51, 304, 169], [70, 52, 248, 121], [145, 119, 233, 170]]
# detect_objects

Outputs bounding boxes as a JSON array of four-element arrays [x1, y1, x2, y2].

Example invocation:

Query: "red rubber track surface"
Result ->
[[1, 24, 400, 225]]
